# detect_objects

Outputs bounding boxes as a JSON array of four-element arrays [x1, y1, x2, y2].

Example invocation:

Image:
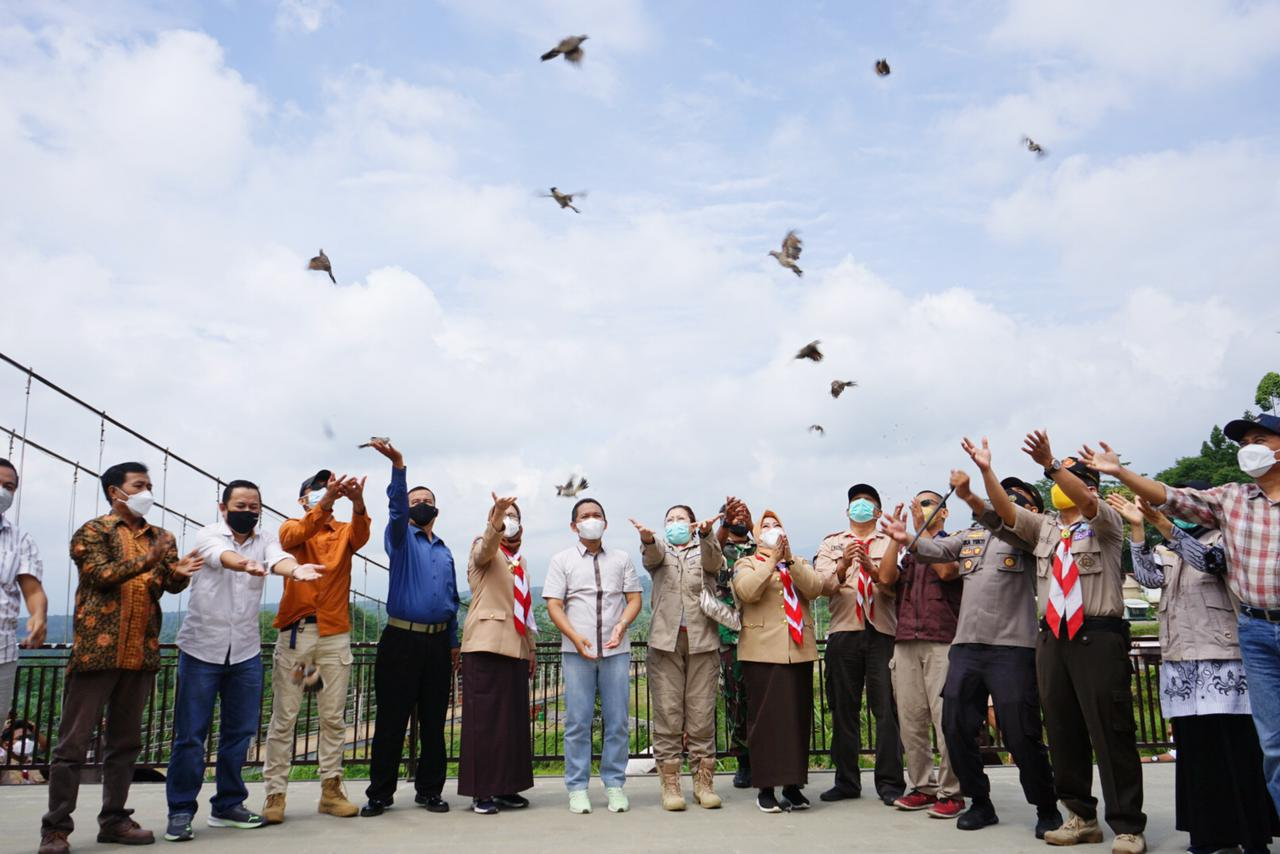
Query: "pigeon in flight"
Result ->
[[830, 380, 858, 398], [542, 35, 589, 64], [1021, 136, 1048, 158], [769, 230, 803, 277], [808, 425, 826, 436], [291, 663, 325, 695], [308, 249, 336, 284], [874, 59, 891, 76], [542, 187, 585, 213], [556, 474, 589, 497], [357, 437, 391, 449], [795, 340, 824, 362]]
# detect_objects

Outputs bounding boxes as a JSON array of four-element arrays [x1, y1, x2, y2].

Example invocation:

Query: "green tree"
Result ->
[[1256, 372, 1280, 416], [1155, 425, 1251, 487]]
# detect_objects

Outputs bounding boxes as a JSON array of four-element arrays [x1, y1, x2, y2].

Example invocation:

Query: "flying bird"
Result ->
[[291, 663, 324, 695], [795, 340, 823, 362], [322, 421, 336, 440], [308, 249, 336, 284], [357, 437, 391, 448], [1021, 136, 1047, 158], [874, 59, 891, 76], [809, 425, 826, 436], [556, 474, 589, 497], [769, 230, 803, 277], [542, 187, 585, 213], [830, 380, 858, 398], [542, 35, 589, 64]]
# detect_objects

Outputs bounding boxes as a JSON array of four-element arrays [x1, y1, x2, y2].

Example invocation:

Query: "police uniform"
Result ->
[[913, 509, 1057, 817], [814, 528, 905, 802], [1007, 483, 1147, 838]]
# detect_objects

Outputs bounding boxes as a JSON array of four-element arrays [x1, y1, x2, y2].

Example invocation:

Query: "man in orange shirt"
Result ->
[[260, 469, 370, 824]]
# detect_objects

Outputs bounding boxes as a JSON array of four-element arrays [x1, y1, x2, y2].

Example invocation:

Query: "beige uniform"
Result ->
[[732, 554, 822, 664], [1008, 502, 1125, 618], [814, 529, 898, 636]]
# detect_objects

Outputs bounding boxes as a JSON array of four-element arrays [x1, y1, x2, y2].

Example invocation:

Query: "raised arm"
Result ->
[[877, 504, 906, 586], [1078, 441, 1169, 506], [697, 516, 726, 576], [1023, 430, 1098, 518], [962, 436, 1017, 527]]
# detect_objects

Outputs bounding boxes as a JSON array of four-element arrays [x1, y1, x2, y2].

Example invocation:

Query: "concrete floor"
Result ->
[[3, 766, 1188, 854]]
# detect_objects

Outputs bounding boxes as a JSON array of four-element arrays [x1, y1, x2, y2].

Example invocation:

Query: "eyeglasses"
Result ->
[[918, 499, 939, 508]]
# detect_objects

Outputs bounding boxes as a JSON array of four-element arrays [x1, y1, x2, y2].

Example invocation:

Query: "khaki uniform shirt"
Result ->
[[462, 522, 536, 661], [814, 529, 897, 636], [641, 535, 725, 655], [1008, 502, 1125, 619], [733, 554, 823, 664]]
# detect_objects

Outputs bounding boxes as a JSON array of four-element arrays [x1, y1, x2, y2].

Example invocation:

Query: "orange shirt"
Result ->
[[275, 504, 371, 636]]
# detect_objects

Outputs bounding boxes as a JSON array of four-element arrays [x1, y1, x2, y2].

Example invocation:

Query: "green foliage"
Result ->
[[1257, 372, 1280, 415], [1155, 424, 1251, 488]]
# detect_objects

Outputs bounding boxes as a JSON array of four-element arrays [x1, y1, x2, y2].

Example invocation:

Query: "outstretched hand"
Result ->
[[695, 513, 724, 538], [629, 518, 656, 545], [1079, 441, 1123, 476], [961, 436, 993, 472], [879, 509, 911, 546], [1021, 430, 1054, 467], [1104, 492, 1144, 526]]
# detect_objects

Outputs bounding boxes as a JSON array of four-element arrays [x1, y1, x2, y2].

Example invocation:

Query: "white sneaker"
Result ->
[[568, 790, 592, 814], [605, 787, 629, 813]]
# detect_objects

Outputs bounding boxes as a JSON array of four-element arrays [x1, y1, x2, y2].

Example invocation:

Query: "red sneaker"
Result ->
[[894, 791, 936, 811], [928, 797, 966, 819]]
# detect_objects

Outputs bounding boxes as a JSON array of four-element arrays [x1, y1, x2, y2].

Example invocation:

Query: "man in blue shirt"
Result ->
[[361, 440, 460, 817]]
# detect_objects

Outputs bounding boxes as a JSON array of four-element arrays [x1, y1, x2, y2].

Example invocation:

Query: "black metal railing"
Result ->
[[1, 638, 1171, 776]]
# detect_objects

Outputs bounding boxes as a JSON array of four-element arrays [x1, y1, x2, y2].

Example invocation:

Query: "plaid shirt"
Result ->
[[1160, 483, 1280, 609], [0, 514, 43, 664]]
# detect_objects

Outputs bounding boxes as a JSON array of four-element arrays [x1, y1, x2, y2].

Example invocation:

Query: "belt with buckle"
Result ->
[[283, 614, 318, 649], [387, 617, 449, 634], [1240, 604, 1280, 623]]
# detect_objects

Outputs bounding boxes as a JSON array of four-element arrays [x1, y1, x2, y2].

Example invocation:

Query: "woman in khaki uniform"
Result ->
[[732, 509, 823, 814], [631, 505, 725, 811], [458, 494, 537, 815]]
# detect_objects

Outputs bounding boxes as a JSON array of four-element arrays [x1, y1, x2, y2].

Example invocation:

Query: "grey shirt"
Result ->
[[543, 542, 642, 658], [914, 520, 1038, 648]]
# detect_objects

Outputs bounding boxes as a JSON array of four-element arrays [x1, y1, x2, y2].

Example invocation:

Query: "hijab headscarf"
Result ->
[[752, 508, 784, 563]]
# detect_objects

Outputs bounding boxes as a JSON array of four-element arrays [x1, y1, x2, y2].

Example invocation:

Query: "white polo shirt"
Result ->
[[543, 542, 641, 658]]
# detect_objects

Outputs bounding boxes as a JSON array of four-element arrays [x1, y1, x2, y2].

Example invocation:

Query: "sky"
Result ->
[[1, 0, 1278, 617]]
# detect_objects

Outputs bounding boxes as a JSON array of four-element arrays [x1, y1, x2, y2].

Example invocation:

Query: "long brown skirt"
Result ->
[[457, 651, 534, 797], [742, 660, 813, 788]]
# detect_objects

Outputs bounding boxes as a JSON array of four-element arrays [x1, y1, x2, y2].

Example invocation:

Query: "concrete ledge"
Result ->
[[3, 766, 1182, 853]]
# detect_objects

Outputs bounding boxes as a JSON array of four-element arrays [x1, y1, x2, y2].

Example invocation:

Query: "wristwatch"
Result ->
[[1043, 458, 1062, 478]]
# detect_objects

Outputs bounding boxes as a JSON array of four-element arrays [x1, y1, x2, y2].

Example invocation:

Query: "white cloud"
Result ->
[[275, 0, 339, 34]]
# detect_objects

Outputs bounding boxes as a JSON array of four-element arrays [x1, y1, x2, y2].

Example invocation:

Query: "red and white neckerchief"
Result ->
[[1045, 525, 1084, 639], [777, 559, 805, 645], [503, 546, 532, 637], [851, 537, 874, 626]]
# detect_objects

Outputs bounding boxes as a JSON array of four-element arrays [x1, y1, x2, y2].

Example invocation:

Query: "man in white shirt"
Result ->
[[163, 480, 322, 843], [0, 458, 47, 719], [544, 499, 642, 816]]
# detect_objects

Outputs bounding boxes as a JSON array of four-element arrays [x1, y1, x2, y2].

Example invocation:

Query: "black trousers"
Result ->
[[942, 643, 1056, 809], [1172, 714, 1279, 850], [365, 626, 453, 801], [1037, 623, 1146, 835], [824, 629, 904, 798]]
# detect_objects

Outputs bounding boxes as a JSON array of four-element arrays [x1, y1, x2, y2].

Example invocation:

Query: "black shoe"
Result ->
[[415, 794, 449, 813], [757, 788, 785, 813], [819, 786, 860, 802], [493, 794, 530, 810], [360, 798, 393, 817], [1034, 806, 1063, 839], [471, 799, 499, 815], [732, 763, 752, 789], [880, 791, 904, 807], [956, 800, 999, 831], [780, 786, 809, 810]]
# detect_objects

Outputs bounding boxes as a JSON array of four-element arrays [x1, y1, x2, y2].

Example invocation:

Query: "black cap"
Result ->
[[1060, 456, 1100, 489], [1000, 476, 1045, 512], [1173, 479, 1212, 491], [1224, 413, 1280, 443], [847, 483, 881, 506], [299, 469, 332, 497]]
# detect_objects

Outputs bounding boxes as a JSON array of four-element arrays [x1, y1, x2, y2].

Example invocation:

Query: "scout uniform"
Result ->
[[1006, 465, 1146, 840], [814, 526, 905, 802]]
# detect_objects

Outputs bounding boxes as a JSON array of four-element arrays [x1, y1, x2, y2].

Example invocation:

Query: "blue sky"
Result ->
[[1, 0, 1278, 613]]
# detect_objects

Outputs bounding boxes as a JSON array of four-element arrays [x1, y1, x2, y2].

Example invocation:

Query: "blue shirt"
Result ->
[[384, 466, 460, 646]]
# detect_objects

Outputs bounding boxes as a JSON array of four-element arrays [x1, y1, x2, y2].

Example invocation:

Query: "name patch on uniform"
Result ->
[[1072, 526, 1094, 541]]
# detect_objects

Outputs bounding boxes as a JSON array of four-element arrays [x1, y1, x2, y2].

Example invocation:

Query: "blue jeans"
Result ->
[[562, 651, 631, 791], [1238, 614, 1280, 813], [166, 651, 264, 817]]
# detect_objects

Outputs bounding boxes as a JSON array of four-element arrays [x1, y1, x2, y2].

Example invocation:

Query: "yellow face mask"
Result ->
[[1050, 483, 1075, 511]]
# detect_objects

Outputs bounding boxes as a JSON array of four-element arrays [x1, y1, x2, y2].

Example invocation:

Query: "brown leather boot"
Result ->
[[319, 776, 359, 818], [692, 757, 722, 809], [96, 818, 154, 845], [38, 831, 69, 854], [658, 760, 686, 811], [262, 792, 286, 824]]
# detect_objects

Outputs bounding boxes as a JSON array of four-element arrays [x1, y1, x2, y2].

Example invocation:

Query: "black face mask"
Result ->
[[226, 510, 260, 534], [408, 503, 439, 526], [724, 523, 750, 538]]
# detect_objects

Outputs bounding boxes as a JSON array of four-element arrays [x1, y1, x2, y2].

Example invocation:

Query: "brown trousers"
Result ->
[[647, 632, 719, 763], [42, 668, 156, 836]]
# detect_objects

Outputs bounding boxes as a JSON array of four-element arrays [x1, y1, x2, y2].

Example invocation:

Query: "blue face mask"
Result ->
[[665, 521, 692, 546], [1172, 518, 1198, 531], [848, 498, 877, 524]]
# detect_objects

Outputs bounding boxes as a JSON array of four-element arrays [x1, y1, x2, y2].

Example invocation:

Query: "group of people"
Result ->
[[1, 410, 1278, 854]]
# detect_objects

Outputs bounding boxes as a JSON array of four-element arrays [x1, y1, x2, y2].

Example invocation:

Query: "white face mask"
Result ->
[[1239, 443, 1279, 478], [307, 489, 326, 507], [575, 517, 606, 541], [0, 487, 13, 516], [503, 516, 521, 538], [116, 488, 155, 518], [759, 527, 784, 548], [10, 738, 34, 758]]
